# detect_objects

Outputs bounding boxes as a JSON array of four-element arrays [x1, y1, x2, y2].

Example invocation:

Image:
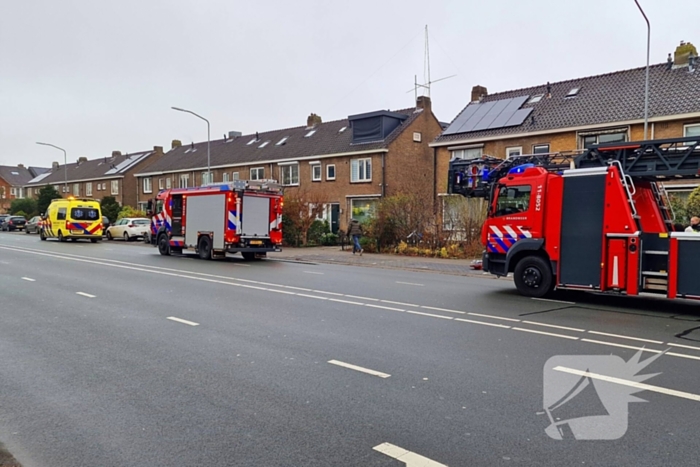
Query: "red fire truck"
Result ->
[[449, 136, 700, 300], [149, 179, 283, 260]]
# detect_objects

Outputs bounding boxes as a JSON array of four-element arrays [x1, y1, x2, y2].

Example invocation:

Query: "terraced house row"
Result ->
[[11, 41, 700, 229]]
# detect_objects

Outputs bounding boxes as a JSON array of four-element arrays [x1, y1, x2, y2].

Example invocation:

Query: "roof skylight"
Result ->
[[276, 136, 289, 146], [339, 126, 347, 133], [247, 138, 257, 145], [10, 171, 18, 175], [528, 94, 544, 104], [305, 130, 317, 138], [259, 141, 270, 148], [566, 87, 580, 98]]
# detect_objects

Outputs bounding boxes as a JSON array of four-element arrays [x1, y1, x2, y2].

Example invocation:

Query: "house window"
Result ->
[[232, 172, 240, 180], [179, 174, 189, 188], [533, 144, 550, 154], [86, 182, 92, 196], [10, 187, 17, 196], [111, 180, 119, 195], [326, 164, 336, 181], [53, 185, 60, 193], [351, 158, 371, 182], [311, 163, 322, 181], [102, 183, 106, 191], [26, 188, 32, 197], [250, 167, 264, 180], [351, 198, 378, 223], [201, 171, 213, 186], [506, 147, 522, 158], [166, 178, 172, 189], [143, 177, 152, 194], [280, 163, 299, 186], [158, 178, 164, 190], [684, 124, 700, 137], [451, 147, 483, 160], [581, 130, 627, 149], [73, 183, 80, 196], [62, 185, 68, 193], [222, 172, 229, 183], [0, 187, 4, 199]]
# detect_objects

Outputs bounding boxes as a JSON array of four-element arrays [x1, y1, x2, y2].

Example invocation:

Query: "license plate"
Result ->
[[72, 230, 84, 234], [249, 240, 263, 245]]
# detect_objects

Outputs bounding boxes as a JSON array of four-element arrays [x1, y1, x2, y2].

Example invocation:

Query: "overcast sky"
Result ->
[[1, 0, 698, 167]]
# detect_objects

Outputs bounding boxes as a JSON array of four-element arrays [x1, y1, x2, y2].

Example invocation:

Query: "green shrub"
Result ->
[[13, 210, 28, 219], [100, 196, 121, 223], [10, 198, 38, 217], [117, 205, 147, 220]]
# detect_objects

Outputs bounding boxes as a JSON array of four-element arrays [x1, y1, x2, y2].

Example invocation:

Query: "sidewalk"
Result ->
[[272, 246, 491, 277]]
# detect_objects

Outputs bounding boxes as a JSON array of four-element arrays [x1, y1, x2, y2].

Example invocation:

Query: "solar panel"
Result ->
[[471, 99, 511, 131], [505, 108, 534, 127], [486, 96, 530, 129], [442, 103, 481, 135], [457, 101, 496, 133]]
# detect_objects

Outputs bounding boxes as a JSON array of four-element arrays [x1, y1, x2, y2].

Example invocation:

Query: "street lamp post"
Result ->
[[36, 142, 68, 193], [634, 0, 651, 140], [171, 106, 211, 185]]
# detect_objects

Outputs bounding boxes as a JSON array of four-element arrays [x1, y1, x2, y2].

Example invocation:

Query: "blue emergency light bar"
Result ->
[[508, 163, 535, 175]]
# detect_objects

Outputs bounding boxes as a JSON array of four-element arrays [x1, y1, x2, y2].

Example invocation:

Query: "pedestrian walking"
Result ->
[[347, 218, 363, 255], [686, 216, 700, 233]]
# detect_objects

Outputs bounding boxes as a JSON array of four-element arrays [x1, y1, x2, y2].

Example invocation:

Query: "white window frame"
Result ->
[[232, 172, 240, 180], [26, 188, 32, 197], [250, 167, 264, 181], [222, 173, 229, 183], [326, 164, 336, 181], [53, 185, 60, 193], [532, 144, 550, 154], [143, 177, 152, 194], [350, 158, 372, 183], [111, 180, 119, 195], [10, 187, 17, 196], [201, 171, 213, 186], [311, 163, 322, 182], [158, 178, 164, 190], [505, 147, 522, 158], [684, 123, 700, 137], [280, 163, 300, 186], [73, 183, 80, 196], [166, 178, 172, 189], [86, 182, 92, 196], [0, 187, 5, 199], [179, 174, 189, 189], [451, 147, 483, 160]]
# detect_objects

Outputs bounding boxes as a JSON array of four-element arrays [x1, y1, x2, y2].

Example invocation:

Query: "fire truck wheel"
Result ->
[[241, 252, 256, 261], [157, 233, 171, 256], [198, 236, 212, 260], [513, 255, 553, 298]]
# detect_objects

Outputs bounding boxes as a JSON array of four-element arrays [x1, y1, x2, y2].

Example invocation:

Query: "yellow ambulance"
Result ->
[[41, 197, 103, 242]]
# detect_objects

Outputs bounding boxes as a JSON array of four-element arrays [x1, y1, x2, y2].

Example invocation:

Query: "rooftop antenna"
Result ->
[[408, 25, 456, 99]]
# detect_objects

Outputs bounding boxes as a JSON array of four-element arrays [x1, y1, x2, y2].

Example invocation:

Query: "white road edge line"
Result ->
[[166, 316, 200, 326], [76, 292, 96, 298], [667, 342, 700, 351], [365, 304, 404, 312], [381, 300, 419, 307], [296, 293, 328, 300], [421, 305, 466, 315], [406, 310, 453, 320], [329, 298, 365, 306], [303, 271, 324, 275], [396, 281, 424, 286], [345, 294, 380, 302], [21, 277, 36, 282], [553, 366, 700, 402], [581, 338, 662, 353], [513, 327, 578, 340], [468, 312, 520, 322], [328, 360, 390, 379], [532, 297, 576, 305], [373, 442, 447, 467], [587, 330, 664, 344], [455, 318, 511, 329], [522, 320, 585, 332]]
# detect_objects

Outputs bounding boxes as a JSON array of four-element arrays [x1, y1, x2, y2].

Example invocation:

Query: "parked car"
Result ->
[[0, 214, 10, 228], [1, 216, 27, 231], [25, 216, 43, 234], [106, 217, 151, 241]]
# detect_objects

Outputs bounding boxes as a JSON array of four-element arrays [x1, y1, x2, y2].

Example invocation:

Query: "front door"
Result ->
[[330, 203, 340, 234]]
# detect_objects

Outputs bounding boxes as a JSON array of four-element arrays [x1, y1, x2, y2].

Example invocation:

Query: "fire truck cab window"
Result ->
[[495, 185, 531, 217], [155, 199, 164, 214]]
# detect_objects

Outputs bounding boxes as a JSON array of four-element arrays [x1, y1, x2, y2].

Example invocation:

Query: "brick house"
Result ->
[[0, 165, 43, 213], [135, 97, 442, 232], [431, 41, 700, 222], [24, 147, 165, 209]]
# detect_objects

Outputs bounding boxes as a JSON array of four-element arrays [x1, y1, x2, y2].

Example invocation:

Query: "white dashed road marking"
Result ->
[[303, 271, 324, 275], [21, 277, 36, 282], [554, 366, 700, 402], [513, 327, 578, 340], [167, 317, 200, 326], [327, 360, 390, 378], [468, 312, 520, 322], [587, 330, 664, 345], [522, 320, 585, 332], [373, 442, 447, 466], [396, 281, 424, 286], [76, 292, 96, 298]]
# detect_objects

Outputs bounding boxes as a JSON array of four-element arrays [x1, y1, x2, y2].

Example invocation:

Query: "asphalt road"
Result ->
[[1, 231, 700, 466]]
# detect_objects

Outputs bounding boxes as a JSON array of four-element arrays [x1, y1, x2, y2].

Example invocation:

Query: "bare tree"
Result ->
[[283, 187, 327, 246]]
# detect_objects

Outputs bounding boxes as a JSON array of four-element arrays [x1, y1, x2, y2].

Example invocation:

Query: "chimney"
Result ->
[[673, 41, 697, 68], [228, 131, 242, 139], [306, 113, 322, 128], [153, 145, 163, 155], [77, 157, 88, 164], [171, 139, 182, 149], [111, 150, 121, 158], [17, 164, 24, 168], [52, 161, 59, 171], [471, 85, 488, 102], [416, 95, 432, 111]]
